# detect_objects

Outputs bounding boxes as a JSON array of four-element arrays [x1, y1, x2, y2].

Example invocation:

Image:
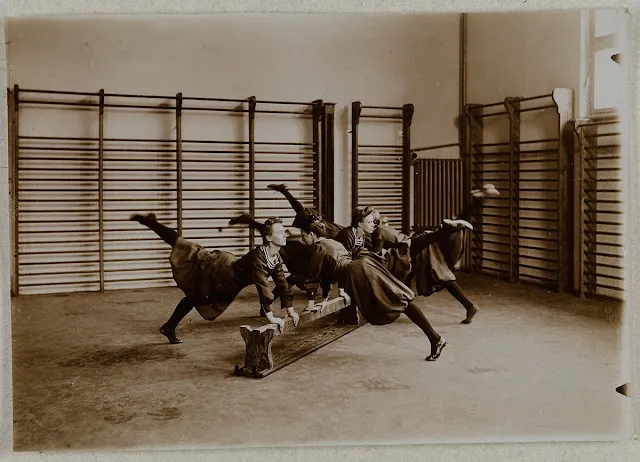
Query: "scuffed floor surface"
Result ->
[[10, 273, 631, 451]]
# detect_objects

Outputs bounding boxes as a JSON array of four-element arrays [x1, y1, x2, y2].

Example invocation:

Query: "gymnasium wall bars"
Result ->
[[8, 85, 335, 296], [462, 88, 574, 294], [573, 114, 624, 301], [350, 102, 414, 234]]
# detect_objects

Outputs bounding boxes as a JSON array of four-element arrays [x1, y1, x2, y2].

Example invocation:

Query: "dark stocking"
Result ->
[[410, 224, 466, 260], [229, 213, 266, 235], [160, 297, 194, 344], [443, 281, 479, 324], [268, 184, 305, 214], [403, 302, 446, 360], [444, 281, 473, 310], [131, 213, 178, 247]]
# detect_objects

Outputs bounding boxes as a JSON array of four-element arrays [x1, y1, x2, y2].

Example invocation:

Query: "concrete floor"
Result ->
[[10, 273, 630, 451]]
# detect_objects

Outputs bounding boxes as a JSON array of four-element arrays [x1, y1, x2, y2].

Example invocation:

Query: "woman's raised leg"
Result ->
[[130, 213, 179, 247]]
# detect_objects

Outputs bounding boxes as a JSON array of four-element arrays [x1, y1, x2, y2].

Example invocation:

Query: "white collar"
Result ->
[[259, 245, 279, 270]]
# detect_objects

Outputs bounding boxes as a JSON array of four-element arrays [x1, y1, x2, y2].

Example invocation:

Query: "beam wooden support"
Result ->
[[234, 297, 364, 378]]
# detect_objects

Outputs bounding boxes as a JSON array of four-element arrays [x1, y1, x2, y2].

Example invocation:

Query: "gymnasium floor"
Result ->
[[10, 273, 628, 451]]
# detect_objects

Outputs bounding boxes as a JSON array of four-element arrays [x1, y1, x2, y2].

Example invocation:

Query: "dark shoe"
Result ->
[[229, 213, 253, 226], [130, 212, 157, 224], [461, 305, 479, 324], [267, 183, 289, 193], [426, 337, 447, 361], [159, 325, 183, 344]]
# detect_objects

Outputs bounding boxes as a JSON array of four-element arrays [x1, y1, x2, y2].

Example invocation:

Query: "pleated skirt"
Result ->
[[169, 237, 241, 321], [338, 253, 415, 326]]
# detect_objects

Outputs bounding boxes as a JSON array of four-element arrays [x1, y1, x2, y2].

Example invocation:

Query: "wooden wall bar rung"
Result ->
[[462, 88, 574, 291], [351, 101, 413, 233], [9, 85, 334, 296], [574, 113, 623, 300]]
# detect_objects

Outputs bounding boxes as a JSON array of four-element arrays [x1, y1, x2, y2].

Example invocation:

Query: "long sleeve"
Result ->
[[248, 253, 278, 313], [410, 224, 463, 256], [247, 249, 293, 312], [318, 252, 339, 299], [323, 221, 345, 240], [233, 247, 294, 312], [364, 232, 373, 251], [314, 239, 349, 298], [370, 228, 385, 253], [320, 261, 335, 299], [333, 227, 353, 253], [299, 245, 327, 301], [279, 238, 309, 277], [335, 227, 365, 258], [270, 259, 294, 310], [371, 226, 410, 253]]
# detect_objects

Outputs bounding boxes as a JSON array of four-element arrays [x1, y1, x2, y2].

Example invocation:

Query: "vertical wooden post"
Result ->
[[323, 103, 336, 222], [461, 114, 471, 231], [176, 93, 183, 236], [413, 158, 422, 230], [465, 104, 483, 274], [312, 99, 323, 214], [459, 13, 468, 200], [351, 102, 361, 211], [460, 101, 473, 272], [428, 159, 434, 227], [319, 101, 327, 216], [575, 122, 586, 297], [435, 157, 441, 224], [402, 104, 414, 235], [248, 96, 257, 249], [552, 88, 574, 294], [504, 97, 521, 284], [582, 123, 597, 297], [98, 89, 105, 292], [10, 85, 19, 296]]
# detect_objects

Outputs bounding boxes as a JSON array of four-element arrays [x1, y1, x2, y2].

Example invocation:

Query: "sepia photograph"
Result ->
[[3, 8, 634, 452]]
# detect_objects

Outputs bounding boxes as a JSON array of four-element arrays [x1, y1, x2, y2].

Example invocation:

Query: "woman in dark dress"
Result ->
[[267, 183, 379, 258], [130, 212, 299, 343], [229, 212, 327, 312], [406, 184, 500, 324], [333, 205, 376, 258], [333, 206, 414, 284], [293, 212, 472, 361], [369, 216, 411, 253]]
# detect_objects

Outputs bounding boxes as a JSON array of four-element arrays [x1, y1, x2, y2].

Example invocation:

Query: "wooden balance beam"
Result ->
[[233, 296, 366, 378]]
